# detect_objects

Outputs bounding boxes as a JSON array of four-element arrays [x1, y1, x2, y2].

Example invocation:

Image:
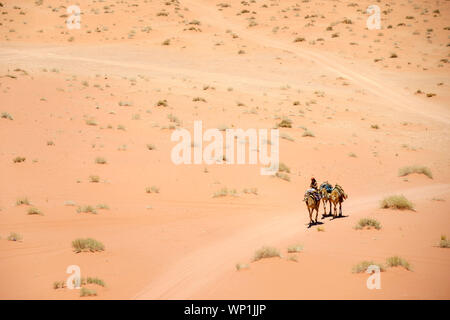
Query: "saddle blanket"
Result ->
[[305, 189, 321, 201]]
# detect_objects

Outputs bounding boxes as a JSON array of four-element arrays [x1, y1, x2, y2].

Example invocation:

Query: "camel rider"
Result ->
[[310, 177, 318, 190], [307, 177, 321, 202]]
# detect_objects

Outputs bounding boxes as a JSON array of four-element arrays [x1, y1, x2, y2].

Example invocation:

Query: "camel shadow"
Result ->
[[330, 214, 349, 220], [321, 213, 334, 219], [306, 221, 324, 229]]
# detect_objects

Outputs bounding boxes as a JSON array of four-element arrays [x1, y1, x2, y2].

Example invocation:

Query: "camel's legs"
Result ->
[[329, 200, 332, 215], [308, 206, 312, 224], [339, 202, 342, 216], [322, 199, 327, 216], [315, 207, 319, 223]]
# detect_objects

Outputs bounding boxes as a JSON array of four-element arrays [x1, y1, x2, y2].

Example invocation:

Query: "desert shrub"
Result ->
[[302, 130, 315, 137], [156, 100, 168, 107], [380, 195, 414, 210], [13, 156, 26, 163], [145, 186, 160, 194], [352, 261, 385, 273], [76, 205, 97, 214], [278, 162, 290, 173], [89, 175, 100, 183], [287, 244, 303, 253], [277, 118, 292, 128], [354, 218, 381, 230], [27, 207, 42, 215], [439, 235, 450, 248], [95, 157, 107, 164], [16, 197, 30, 206], [385, 256, 411, 270], [253, 246, 281, 261], [1, 112, 13, 120], [87, 277, 105, 287], [72, 238, 105, 253], [7, 232, 23, 241], [398, 166, 432, 179], [235, 263, 249, 271], [213, 187, 237, 198], [275, 172, 290, 182], [80, 288, 97, 297]]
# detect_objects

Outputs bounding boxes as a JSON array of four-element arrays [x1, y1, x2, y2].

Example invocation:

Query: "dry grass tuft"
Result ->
[[380, 195, 414, 210]]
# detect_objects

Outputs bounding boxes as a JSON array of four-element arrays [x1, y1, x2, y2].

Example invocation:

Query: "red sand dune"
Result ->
[[0, 0, 449, 299]]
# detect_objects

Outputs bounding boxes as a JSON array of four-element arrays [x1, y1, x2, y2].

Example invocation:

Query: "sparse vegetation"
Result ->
[[354, 218, 381, 230], [278, 163, 290, 173], [235, 263, 249, 271], [275, 172, 290, 182], [385, 256, 411, 271], [287, 244, 303, 253], [439, 235, 450, 248], [16, 197, 30, 206], [95, 157, 107, 164], [76, 205, 97, 214], [213, 187, 238, 198], [352, 261, 385, 273], [253, 246, 281, 261], [302, 129, 315, 137], [380, 195, 414, 210], [145, 186, 160, 194], [87, 277, 105, 287], [89, 175, 100, 183], [277, 118, 292, 128], [80, 287, 97, 297], [27, 207, 42, 215], [13, 156, 26, 163], [398, 166, 432, 179], [1, 112, 13, 120], [7, 232, 23, 241], [72, 238, 105, 253]]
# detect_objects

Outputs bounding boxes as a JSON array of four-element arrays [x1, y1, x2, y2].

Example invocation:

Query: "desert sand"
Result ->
[[0, 0, 449, 299]]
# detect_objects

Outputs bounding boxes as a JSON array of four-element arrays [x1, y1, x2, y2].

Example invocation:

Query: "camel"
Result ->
[[330, 184, 348, 218], [319, 181, 333, 217], [304, 190, 321, 224]]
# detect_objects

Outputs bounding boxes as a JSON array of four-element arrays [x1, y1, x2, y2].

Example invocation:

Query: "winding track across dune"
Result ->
[[1, 0, 448, 300]]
